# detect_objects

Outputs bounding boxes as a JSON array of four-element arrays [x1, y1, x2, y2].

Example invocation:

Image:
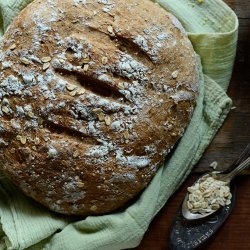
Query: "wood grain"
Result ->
[[135, 0, 250, 249]]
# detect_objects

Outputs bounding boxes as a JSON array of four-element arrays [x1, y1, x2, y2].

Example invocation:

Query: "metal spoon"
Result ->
[[182, 144, 250, 220]]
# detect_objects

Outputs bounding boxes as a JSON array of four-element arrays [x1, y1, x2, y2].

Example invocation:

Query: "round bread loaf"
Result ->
[[0, 0, 199, 215]]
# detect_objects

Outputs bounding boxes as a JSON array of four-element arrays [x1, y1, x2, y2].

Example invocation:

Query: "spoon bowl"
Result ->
[[182, 144, 250, 220]]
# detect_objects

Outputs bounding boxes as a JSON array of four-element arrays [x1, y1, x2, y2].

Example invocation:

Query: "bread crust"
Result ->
[[0, 0, 199, 215]]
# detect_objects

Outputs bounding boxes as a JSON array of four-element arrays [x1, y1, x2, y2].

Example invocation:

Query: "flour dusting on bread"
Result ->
[[0, 0, 199, 215]]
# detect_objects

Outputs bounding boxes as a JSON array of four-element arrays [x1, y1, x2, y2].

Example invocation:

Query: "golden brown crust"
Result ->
[[0, 0, 199, 215]]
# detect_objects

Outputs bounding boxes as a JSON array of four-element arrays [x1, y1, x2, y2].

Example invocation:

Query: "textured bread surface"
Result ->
[[0, 0, 199, 215]]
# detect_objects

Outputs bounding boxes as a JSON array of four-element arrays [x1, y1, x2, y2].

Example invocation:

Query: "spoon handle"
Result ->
[[234, 143, 250, 166], [222, 155, 250, 181]]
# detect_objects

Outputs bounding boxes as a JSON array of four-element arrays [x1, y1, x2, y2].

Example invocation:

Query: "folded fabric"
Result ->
[[0, 0, 238, 249]]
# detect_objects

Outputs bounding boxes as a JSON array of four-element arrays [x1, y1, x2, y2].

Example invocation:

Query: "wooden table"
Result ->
[[136, 0, 250, 249]]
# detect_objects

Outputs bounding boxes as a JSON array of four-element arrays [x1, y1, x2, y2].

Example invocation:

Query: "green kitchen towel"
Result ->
[[0, 0, 238, 249]]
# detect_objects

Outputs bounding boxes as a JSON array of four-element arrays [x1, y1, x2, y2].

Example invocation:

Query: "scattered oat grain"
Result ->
[[66, 84, 77, 91], [102, 56, 108, 64], [107, 25, 114, 33], [82, 57, 90, 64], [41, 56, 52, 63], [90, 205, 97, 211], [93, 108, 102, 114], [105, 115, 111, 126], [9, 44, 16, 50], [43, 62, 50, 71], [34, 137, 40, 145], [2, 106, 9, 114], [44, 93, 49, 100], [77, 181, 85, 188], [27, 111, 34, 118], [77, 89, 86, 95], [118, 82, 125, 90], [10, 148, 16, 154], [210, 161, 218, 170], [20, 136, 27, 145], [69, 90, 77, 96], [73, 150, 80, 158], [83, 64, 89, 71], [38, 117, 44, 125], [21, 57, 30, 65], [123, 130, 129, 140], [97, 112, 105, 121], [172, 70, 179, 79]]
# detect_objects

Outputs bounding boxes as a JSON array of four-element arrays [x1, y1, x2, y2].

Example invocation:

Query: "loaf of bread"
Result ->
[[0, 0, 199, 216]]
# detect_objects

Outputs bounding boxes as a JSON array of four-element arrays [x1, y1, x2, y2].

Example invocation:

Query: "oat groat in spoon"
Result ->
[[182, 144, 250, 220]]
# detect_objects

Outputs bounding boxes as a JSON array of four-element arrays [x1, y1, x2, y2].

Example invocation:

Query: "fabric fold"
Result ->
[[155, 0, 238, 90], [0, 179, 69, 250]]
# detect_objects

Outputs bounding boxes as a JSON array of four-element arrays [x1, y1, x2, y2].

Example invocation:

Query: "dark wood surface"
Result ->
[[193, 0, 250, 173], [136, 0, 250, 249]]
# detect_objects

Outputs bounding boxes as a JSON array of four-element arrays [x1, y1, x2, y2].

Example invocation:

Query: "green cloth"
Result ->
[[0, 0, 238, 249]]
